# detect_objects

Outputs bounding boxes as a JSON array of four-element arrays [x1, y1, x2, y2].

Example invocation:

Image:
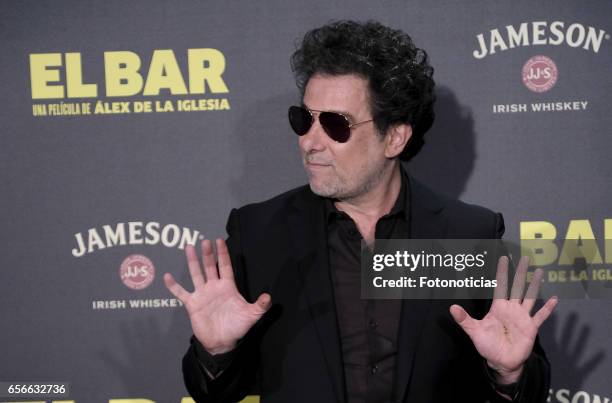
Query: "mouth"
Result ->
[[304, 156, 332, 167], [305, 161, 332, 172]]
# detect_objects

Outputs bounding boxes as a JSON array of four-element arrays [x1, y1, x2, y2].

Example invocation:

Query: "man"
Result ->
[[164, 20, 557, 402]]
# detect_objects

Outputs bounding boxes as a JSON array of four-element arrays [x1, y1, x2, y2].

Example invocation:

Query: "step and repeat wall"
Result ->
[[1, 1, 610, 402]]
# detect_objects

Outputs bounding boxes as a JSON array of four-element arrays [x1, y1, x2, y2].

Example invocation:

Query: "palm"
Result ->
[[165, 239, 271, 354], [462, 298, 540, 372], [450, 256, 557, 376]]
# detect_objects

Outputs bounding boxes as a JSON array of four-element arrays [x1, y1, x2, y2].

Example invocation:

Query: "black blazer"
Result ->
[[183, 175, 550, 403]]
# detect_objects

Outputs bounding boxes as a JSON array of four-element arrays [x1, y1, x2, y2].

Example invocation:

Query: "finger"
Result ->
[[185, 244, 205, 287], [450, 304, 479, 338], [510, 256, 530, 301], [201, 239, 219, 281], [252, 292, 272, 314], [164, 273, 190, 303], [493, 256, 509, 300], [533, 296, 559, 327], [216, 239, 235, 281], [523, 268, 544, 312]]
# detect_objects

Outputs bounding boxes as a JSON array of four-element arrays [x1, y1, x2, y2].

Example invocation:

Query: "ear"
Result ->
[[384, 123, 412, 159]]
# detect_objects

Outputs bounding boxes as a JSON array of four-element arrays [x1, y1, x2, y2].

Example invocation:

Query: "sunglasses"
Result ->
[[288, 105, 373, 143]]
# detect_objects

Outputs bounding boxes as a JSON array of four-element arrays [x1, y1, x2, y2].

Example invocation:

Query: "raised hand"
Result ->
[[164, 238, 272, 354], [450, 256, 558, 382]]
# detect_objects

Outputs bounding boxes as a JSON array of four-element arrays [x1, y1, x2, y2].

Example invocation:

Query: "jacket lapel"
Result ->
[[287, 190, 346, 403], [394, 174, 449, 402]]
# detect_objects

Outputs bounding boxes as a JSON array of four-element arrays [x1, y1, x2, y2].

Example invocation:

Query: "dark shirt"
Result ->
[[324, 173, 407, 403]]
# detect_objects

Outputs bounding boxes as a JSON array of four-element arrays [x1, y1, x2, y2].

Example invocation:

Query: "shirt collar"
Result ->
[[324, 166, 408, 222]]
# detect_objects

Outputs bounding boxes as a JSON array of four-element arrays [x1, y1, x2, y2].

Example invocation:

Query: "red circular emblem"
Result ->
[[522, 55, 558, 93], [119, 254, 155, 290]]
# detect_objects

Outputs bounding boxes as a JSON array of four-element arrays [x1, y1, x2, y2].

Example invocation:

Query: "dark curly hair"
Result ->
[[291, 20, 435, 161]]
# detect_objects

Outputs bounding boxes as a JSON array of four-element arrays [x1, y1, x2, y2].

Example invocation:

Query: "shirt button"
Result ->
[[371, 365, 378, 375], [368, 319, 378, 329]]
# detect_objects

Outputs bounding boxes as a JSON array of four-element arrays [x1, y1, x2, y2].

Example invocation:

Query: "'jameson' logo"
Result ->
[[473, 21, 608, 59], [72, 221, 202, 257]]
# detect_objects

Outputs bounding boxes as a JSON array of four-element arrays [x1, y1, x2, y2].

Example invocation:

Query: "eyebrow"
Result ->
[[301, 102, 358, 122]]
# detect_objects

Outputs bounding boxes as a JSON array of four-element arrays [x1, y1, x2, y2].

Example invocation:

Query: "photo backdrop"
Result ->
[[1, 1, 610, 402]]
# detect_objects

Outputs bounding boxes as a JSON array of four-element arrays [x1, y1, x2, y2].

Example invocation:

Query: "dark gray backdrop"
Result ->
[[1, 1, 610, 402]]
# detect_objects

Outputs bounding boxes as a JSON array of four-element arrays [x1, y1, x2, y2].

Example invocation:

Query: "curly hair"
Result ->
[[291, 20, 436, 161]]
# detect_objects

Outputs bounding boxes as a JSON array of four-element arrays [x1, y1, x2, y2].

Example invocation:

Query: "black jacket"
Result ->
[[182, 174, 550, 403]]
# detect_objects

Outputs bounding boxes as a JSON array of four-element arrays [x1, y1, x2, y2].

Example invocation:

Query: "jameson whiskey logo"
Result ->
[[473, 21, 609, 59], [72, 221, 203, 257]]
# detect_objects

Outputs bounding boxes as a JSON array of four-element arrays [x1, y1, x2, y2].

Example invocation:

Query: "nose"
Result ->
[[298, 114, 327, 153]]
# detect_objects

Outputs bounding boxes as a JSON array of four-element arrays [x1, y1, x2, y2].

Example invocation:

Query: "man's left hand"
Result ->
[[450, 256, 558, 384]]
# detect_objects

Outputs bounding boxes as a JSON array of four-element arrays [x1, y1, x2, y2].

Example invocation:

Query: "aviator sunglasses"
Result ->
[[288, 105, 373, 143]]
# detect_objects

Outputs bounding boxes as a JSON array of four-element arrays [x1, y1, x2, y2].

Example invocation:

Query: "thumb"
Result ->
[[450, 304, 478, 335], [254, 292, 272, 313]]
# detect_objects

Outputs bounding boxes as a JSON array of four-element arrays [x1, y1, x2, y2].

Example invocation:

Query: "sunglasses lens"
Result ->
[[320, 112, 351, 143], [288, 106, 312, 136]]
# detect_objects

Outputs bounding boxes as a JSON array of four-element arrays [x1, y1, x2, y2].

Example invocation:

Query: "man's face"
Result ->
[[299, 73, 392, 200]]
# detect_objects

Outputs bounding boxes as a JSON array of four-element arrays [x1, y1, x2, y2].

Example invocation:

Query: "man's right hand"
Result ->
[[164, 238, 272, 355]]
